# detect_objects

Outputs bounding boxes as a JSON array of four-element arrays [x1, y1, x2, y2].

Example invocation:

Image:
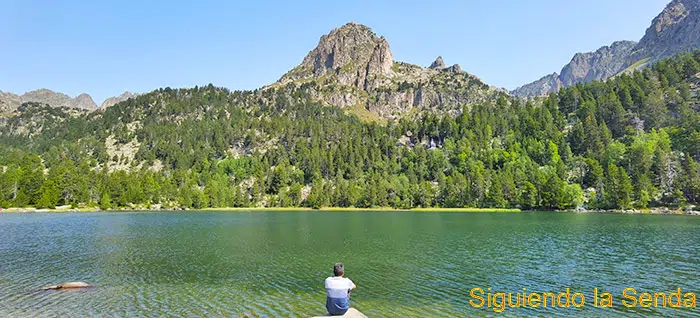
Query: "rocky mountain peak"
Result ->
[[626, 0, 700, 65], [654, 0, 694, 33], [428, 56, 462, 73], [100, 91, 136, 109], [444, 64, 462, 73], [429, 56, 446, 69], [274, 22, 500, 120], [281, 22, 394, 86]]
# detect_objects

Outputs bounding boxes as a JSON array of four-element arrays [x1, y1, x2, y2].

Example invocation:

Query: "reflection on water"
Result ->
[[0, 212, 698, 317]]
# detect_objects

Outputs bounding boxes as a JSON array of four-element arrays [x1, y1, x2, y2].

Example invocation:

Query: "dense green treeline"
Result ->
[[1, 52, 700, 210]]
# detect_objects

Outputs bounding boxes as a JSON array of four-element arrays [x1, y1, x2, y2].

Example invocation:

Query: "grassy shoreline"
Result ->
[[2, 207, 698, 215], [0, 206, 521, 213]]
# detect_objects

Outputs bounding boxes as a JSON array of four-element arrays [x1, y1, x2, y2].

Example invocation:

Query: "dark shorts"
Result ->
[[326, 297, 350, 316]]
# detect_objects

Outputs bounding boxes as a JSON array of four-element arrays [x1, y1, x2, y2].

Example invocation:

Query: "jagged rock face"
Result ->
[[511, 73, 563, 98], [275, 23, 501, 120], [443, 64, 462, 73], [559, 41, 637, 86], [429, 56, 462, 73], [0, 89, 98, 114], [513, 41, 636, 98], [429, 56, 446, 69], [626, 0, 700, 65], [100, 91, 136, 109], [280, 22, 394, 88]]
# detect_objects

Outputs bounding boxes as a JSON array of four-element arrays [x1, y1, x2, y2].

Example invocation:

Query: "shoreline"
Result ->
[[562, 207, 700, 216], [0, 207, 522, 213], [0, 206, 698, 215]]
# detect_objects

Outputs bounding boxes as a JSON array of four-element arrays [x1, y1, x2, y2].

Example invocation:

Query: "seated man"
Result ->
[[325, 263, 357, 316]]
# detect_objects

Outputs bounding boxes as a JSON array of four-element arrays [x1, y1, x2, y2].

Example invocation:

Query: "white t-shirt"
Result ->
[[325, 276, 354, 299]]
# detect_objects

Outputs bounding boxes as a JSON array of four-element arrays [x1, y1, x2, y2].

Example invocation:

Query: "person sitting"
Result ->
[[325, 263, 356, 316]]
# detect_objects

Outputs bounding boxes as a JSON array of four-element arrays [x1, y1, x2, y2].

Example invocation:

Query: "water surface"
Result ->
[[0, 211, 698, 317]]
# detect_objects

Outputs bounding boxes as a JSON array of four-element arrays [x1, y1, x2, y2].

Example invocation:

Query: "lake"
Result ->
[[0, 211, 698, 317]]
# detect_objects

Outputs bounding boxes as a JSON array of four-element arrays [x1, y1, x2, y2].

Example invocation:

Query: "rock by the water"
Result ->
[[311, 308, 367, 318]]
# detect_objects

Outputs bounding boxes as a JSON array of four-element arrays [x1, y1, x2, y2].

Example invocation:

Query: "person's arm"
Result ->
[[348, 279, 356, 290]]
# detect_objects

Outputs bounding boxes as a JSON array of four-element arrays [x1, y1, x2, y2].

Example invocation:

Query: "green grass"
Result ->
[[621, 58, 649, 74], [345, 103, 384, 123], [203, 207, 521, 213], [1, 207, 101, 213], [202, 207, 400, 212], [411, 208, 522, 213], [202, 207, 314, 212], [3, 206, 521, 213]]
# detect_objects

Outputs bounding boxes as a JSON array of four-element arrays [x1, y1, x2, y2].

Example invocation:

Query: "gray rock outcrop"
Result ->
[[559, 41, 637, 86], [100, 91, 136, 109], [513, 41, 636, 97], [429, 56, 462, 73], [511, 73, 564, 98], [626, 0, 700, 66], [429, 56, 446, 69], [280, 22, 394, 89]]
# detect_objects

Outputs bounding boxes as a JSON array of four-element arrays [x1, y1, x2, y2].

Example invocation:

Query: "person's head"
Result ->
[[333, 263, 344, 277]]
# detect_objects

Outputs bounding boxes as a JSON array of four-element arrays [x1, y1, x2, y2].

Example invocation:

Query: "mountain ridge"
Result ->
[[0, 89, 98, 114], [514, 0, 700, 97], [512, 41, 638, 97], [0, 89, 140, 115]]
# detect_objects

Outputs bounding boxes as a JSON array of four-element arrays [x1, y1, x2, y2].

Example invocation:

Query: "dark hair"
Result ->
[[333, 263, 344, 276]]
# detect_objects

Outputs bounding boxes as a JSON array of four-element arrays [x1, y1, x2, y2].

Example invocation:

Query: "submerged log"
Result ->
[[41, 282, 93, 290]]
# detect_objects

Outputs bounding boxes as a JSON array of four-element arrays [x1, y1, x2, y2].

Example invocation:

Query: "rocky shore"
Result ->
[[565, 207, 700, 216]]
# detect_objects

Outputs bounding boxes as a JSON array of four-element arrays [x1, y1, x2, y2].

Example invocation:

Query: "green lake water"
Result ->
[[0, 211, 698, 317]]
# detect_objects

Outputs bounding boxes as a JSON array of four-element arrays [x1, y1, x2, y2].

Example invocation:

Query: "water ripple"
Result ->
[[0, 212, 698, 317]]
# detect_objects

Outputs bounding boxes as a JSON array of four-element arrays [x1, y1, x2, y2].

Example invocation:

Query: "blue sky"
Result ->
[[0, 0, 669, 104]]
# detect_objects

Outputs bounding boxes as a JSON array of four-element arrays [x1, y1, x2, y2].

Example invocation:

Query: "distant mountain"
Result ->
[[100, 91, 137, 109], [271, 22, 503, 120], [0, 89, 97, 114], [0, 89, 141, 116], [514, 0, 700, 97], [513, 41, 637, 97]]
